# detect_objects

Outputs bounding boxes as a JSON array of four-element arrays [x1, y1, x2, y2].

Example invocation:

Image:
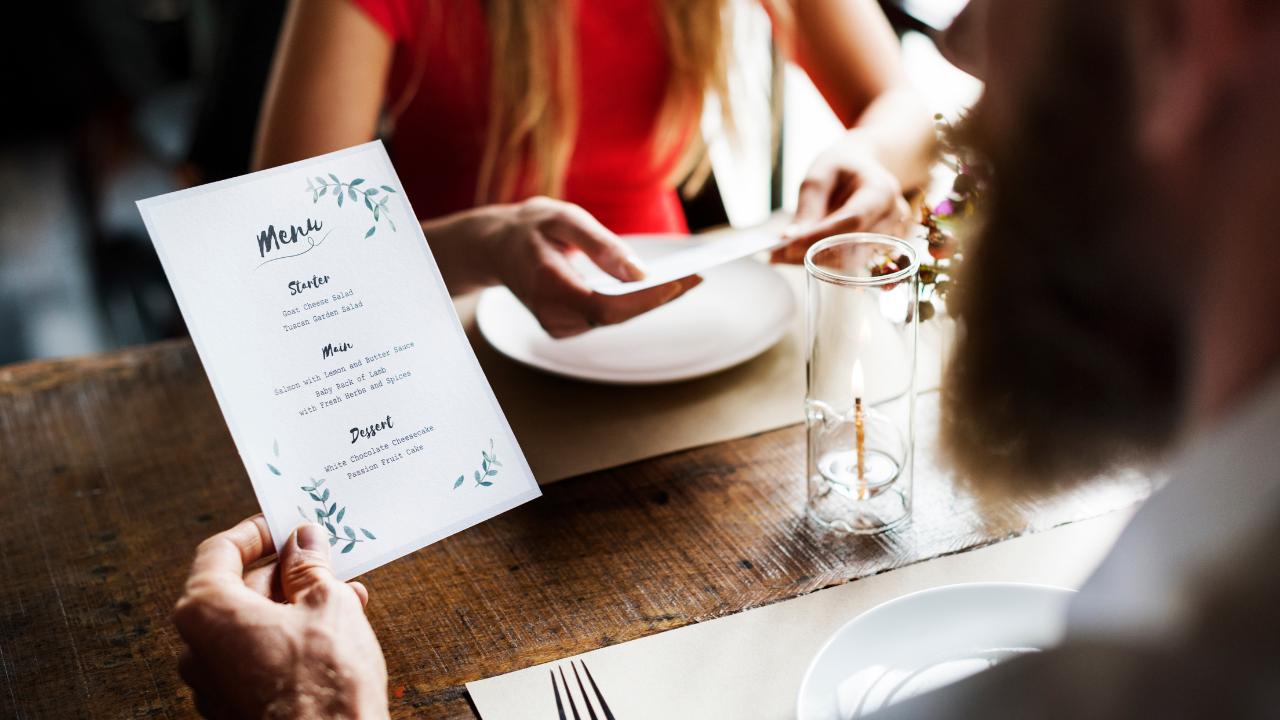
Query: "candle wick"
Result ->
[[855, 396, 866, 499]]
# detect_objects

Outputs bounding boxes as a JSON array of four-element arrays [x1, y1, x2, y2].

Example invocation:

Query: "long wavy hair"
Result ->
[[487, 0, 744, 204], [393, 0, 763, 205]]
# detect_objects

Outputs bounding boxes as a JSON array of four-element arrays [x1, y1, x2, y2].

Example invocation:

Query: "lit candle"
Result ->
[[851, 359, 866, 499]]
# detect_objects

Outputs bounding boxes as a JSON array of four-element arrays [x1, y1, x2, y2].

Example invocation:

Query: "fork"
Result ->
[[550, 660, 616, 720]]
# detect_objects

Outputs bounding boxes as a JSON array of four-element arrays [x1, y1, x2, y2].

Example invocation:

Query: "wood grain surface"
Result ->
[[0, 340, 1150, 718]]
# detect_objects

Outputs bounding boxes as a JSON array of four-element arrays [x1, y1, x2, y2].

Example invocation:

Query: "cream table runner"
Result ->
[[452, 235, 809, 485], [467, 509, 1132, 718], [458, 299, 806, 484]]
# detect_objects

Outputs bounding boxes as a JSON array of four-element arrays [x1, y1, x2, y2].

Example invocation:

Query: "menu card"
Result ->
[[137, 141, 540, 579]]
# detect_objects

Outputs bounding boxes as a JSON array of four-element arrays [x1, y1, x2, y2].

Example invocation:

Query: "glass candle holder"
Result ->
[[805, 233, 919, 534]]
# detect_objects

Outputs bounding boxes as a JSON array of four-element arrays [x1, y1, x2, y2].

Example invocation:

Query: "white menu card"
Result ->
[[137, 141, 540, 579]]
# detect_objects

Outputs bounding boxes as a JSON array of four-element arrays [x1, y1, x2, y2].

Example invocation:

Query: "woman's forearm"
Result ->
[[784, 0, 937, 192], [421, 207, 512, 296], [844, 86, 936, 193], [253, 0, 391, 171]]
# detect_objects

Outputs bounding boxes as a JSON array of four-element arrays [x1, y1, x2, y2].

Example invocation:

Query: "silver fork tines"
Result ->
[[551, 660, 616, 720]]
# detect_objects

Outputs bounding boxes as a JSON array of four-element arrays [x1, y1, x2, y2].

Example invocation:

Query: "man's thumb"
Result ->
[[279, 523, 339, 604]]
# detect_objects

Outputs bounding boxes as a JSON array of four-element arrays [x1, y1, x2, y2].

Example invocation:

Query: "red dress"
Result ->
[[352, 0, 691, 234]]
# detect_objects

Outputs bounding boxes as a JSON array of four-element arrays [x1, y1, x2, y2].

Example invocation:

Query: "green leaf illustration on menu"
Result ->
[[306, 174, 398, 239], [454, 438, 502, 490], [270, 439, 377, 554]]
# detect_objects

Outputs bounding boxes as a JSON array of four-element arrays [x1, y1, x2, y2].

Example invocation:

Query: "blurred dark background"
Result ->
[[0, 0, 950, 365], [0, 0, 288, 364]]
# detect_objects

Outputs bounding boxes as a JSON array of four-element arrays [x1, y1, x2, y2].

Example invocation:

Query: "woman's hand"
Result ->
[[431, 197, 702, 339], [172, 516, 389, 720], [772, 133, 913, 264], [486, 197, 703, 338]]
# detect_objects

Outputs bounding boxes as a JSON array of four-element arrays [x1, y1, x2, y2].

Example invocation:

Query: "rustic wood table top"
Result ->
[[0, 340, 1149, 719]]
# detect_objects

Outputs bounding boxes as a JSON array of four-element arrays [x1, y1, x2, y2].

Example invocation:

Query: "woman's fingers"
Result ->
[[588, 276, 703, 327], [798, 184, 886, 240], [775, 183, 905, 263], [504, 197, 708, 338], [538, 275, 704, 339], [792, 168, 838, 232], [534, 198, 645, 282], [879, 193, 913, 237], [568, 276, 703, 337], [779, 163, 852, 264]]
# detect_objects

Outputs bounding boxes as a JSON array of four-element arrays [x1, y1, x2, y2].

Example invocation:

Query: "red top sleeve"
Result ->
[[349, 0, 413, 41]]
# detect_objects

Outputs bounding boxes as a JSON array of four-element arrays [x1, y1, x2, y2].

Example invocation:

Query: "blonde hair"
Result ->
[[476, 0, 737, 204]]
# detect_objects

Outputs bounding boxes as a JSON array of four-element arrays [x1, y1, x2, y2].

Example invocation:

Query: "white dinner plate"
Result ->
[[797, 583, 1075, 720], [475, 235, 796, 384]]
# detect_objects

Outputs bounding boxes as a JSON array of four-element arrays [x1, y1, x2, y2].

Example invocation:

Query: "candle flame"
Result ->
[[850, 359, 866, 400]]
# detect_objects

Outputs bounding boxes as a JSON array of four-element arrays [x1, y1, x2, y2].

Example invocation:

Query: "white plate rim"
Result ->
[[475, 258, 796, 385], [795, 581, 1076, 720]]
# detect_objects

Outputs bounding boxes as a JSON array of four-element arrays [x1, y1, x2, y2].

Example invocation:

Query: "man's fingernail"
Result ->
[[296, 523, 328, 552]]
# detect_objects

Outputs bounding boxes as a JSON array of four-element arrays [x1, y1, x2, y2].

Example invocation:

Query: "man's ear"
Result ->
[[1136, 0, 1247, 166]]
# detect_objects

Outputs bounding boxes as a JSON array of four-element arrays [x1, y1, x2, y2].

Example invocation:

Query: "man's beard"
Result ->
[[941, 3, 1187, 496]]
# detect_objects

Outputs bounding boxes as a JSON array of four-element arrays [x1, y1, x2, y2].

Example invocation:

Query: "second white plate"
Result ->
[[475, 236, 796, 385], [797, 582, 1075, 720]]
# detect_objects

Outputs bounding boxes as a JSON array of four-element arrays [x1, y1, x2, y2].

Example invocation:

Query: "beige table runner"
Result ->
[[467, 509, 1132, 718], [454, 255, 810, 485]]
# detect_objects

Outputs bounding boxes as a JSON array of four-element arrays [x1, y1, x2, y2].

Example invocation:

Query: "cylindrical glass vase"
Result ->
[[804, 233, 919, 534]]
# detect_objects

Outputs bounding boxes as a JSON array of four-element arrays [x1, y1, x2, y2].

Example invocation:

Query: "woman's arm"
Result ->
[[773, 0, 937, 258], [787, 0, 934, 187], [253, 0, 392, 171]]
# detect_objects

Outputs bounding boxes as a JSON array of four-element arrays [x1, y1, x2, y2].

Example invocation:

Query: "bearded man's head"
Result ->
[[940, 0, 1194, 493]]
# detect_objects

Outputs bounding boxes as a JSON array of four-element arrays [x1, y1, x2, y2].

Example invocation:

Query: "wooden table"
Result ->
[[0, 340, 1148, 718]]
